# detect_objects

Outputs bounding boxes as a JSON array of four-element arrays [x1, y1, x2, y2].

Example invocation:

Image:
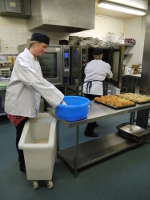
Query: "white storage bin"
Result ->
[[18, 113, 57, 190], [111, 86, 121, 95], [107, 89, 111, 96], [124, 66, 131, 75]]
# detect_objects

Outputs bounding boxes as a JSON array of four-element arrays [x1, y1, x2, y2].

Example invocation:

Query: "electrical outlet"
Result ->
[[5, 44, 9, 50]]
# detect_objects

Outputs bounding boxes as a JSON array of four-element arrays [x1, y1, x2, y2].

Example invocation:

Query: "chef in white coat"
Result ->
[[83, 48, 113, 137], [5, 33, 65, 173]]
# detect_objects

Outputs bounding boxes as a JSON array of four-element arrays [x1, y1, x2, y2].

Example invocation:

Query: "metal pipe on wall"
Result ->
[[136, 0, 149, 128], [140, 0, 150, 94]]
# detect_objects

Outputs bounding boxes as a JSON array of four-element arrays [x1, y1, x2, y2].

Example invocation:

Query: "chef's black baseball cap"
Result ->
[[93, 48, 103, 55], [30, 33, 50, 45]]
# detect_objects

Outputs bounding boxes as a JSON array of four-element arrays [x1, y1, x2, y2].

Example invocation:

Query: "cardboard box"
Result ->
[[125, 38, 136, 44], [132, 65, 140, 74]]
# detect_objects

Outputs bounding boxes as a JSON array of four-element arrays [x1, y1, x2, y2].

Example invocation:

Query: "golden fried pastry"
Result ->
[[94, 94, 135, 107], [119, 93, 150, 103], [94, 97, 100, 101]]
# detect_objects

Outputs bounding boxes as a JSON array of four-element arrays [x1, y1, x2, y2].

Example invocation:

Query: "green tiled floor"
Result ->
[[1, 114, 150, 200]]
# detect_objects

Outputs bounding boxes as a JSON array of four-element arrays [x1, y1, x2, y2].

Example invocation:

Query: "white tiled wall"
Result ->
[[0, 14, 127, 55], [0, 23, 70, 55], [0, 14, 146, 63], [0, 25, 29, 54]]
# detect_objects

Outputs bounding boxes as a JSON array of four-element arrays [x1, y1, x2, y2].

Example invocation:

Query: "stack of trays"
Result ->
[[68, 36, 80, 46], [116, 122, 150, 143]]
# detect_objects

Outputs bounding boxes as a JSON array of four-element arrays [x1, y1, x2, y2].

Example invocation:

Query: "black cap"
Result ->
[[93, 48, 103, 55], [30, 33, 50, 45]]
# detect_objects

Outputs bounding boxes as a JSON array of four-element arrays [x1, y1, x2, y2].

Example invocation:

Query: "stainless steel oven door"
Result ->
[[38, 45, 63, 85]]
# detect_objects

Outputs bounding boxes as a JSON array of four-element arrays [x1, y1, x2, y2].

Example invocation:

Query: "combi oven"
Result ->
[[18, 44, 70, 86], [69, 45, 88, 86], [69, 45, 123, 95]]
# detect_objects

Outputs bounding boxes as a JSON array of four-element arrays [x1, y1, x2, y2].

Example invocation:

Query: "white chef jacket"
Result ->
[[82, 59, 113, 95], [5, 48, 64, 118]]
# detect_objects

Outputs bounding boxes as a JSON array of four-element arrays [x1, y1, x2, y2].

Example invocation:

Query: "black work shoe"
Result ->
[[94, 123, 99, 128], [84, 132, 98, 137], [20, 164, 26, 173]]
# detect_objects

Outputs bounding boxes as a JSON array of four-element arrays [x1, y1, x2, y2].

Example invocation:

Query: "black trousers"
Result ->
[[83, 94, 101, 134], [15, 117, 28, 165]]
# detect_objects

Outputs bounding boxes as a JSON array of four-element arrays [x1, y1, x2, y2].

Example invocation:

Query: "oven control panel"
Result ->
[[63, 46, 70, 78], [82, 48, 87, 67], [64, 50, 69, 67]]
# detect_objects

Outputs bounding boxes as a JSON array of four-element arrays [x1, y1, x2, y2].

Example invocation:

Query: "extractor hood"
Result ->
[[27, 0, 95, 33]]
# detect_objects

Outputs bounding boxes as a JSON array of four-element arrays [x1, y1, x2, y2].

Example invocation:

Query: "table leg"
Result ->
[[130, 112, 135, 124], [57, 121, 60, 157], [136, 109, 149, 128], [65, 85, 68, 95], [74, 126, 79, 178], [76, 86, 79, 96]]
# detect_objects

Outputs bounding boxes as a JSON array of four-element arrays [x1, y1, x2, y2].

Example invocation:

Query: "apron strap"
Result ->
[[85, 80, 102, 94], [103, 80, 108, 96], [86, 81, 92, 93]]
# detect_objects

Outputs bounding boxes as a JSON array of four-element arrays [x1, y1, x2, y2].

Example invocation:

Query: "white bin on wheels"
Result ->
[[18, 113, 57, 190]]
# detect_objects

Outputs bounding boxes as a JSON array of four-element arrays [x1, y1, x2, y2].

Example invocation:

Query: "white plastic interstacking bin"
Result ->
[[18, 113, 57, 190], [109, 86, 121, 95]]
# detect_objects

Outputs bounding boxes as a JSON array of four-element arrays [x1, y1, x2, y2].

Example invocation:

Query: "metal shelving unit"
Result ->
[[124, 43, 135, 60], [122, 43, 136, 92], [0, 87, 6, 91], [0, 87, 6, 116], [0, 112, 6, 116]]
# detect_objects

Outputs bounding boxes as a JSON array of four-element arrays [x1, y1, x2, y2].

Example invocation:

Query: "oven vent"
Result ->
[[27, 0, 95, 33]]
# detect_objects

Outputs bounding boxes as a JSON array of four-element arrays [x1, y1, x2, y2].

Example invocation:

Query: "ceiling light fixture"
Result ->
[[98, 1, 146, 16]]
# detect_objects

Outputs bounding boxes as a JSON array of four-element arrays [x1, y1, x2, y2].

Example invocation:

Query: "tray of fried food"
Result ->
[[94, 95, 135, 109], [118, 93, 150, 104]]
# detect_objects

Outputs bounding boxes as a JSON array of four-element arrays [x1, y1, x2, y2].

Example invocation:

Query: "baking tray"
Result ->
[[118, 95, 150, 104], [116, 122, 150, 143], [123, 99, 150, 104], [94, 100, 136, 109], [136, 100, 150, 104]]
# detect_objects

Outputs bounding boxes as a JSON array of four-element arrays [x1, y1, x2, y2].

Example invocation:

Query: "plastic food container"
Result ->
[[55, 96, 90, 122], [110, 86, 121, 95], [18, 113, 57, 190], [124, 66, 131, 75]]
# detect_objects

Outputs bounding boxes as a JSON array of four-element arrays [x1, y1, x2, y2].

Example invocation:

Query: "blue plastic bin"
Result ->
[[55, 96, 90, 122]]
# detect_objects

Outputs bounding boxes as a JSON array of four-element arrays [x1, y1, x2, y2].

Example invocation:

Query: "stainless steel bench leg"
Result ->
[[57, 121, 60, 156], [136, 109, 149, 128], [74, 126, 79, 178], [130, 112, 135, 124]]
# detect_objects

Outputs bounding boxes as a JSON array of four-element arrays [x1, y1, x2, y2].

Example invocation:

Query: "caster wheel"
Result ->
[[32, 181, 38, 190], [46, 180, 53, 189]]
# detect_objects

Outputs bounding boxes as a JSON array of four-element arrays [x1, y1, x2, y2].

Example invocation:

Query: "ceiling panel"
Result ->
[[95, 0, 148, 19]]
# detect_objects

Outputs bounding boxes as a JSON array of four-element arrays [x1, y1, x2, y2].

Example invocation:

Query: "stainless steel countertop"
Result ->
[[47, 101, 150, 128], [0, 87, 6, 91]]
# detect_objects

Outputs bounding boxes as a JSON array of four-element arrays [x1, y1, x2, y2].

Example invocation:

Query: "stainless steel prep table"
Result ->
[[48, 101, 150, 178]]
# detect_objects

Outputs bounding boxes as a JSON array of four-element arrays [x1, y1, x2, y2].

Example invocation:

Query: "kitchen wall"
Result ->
[[0, 16, 69, 55], [71, 15, 146, 69], [71, 15, 126, 42], [0, 14, 146, 67], [125, 16, 146, 67]]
